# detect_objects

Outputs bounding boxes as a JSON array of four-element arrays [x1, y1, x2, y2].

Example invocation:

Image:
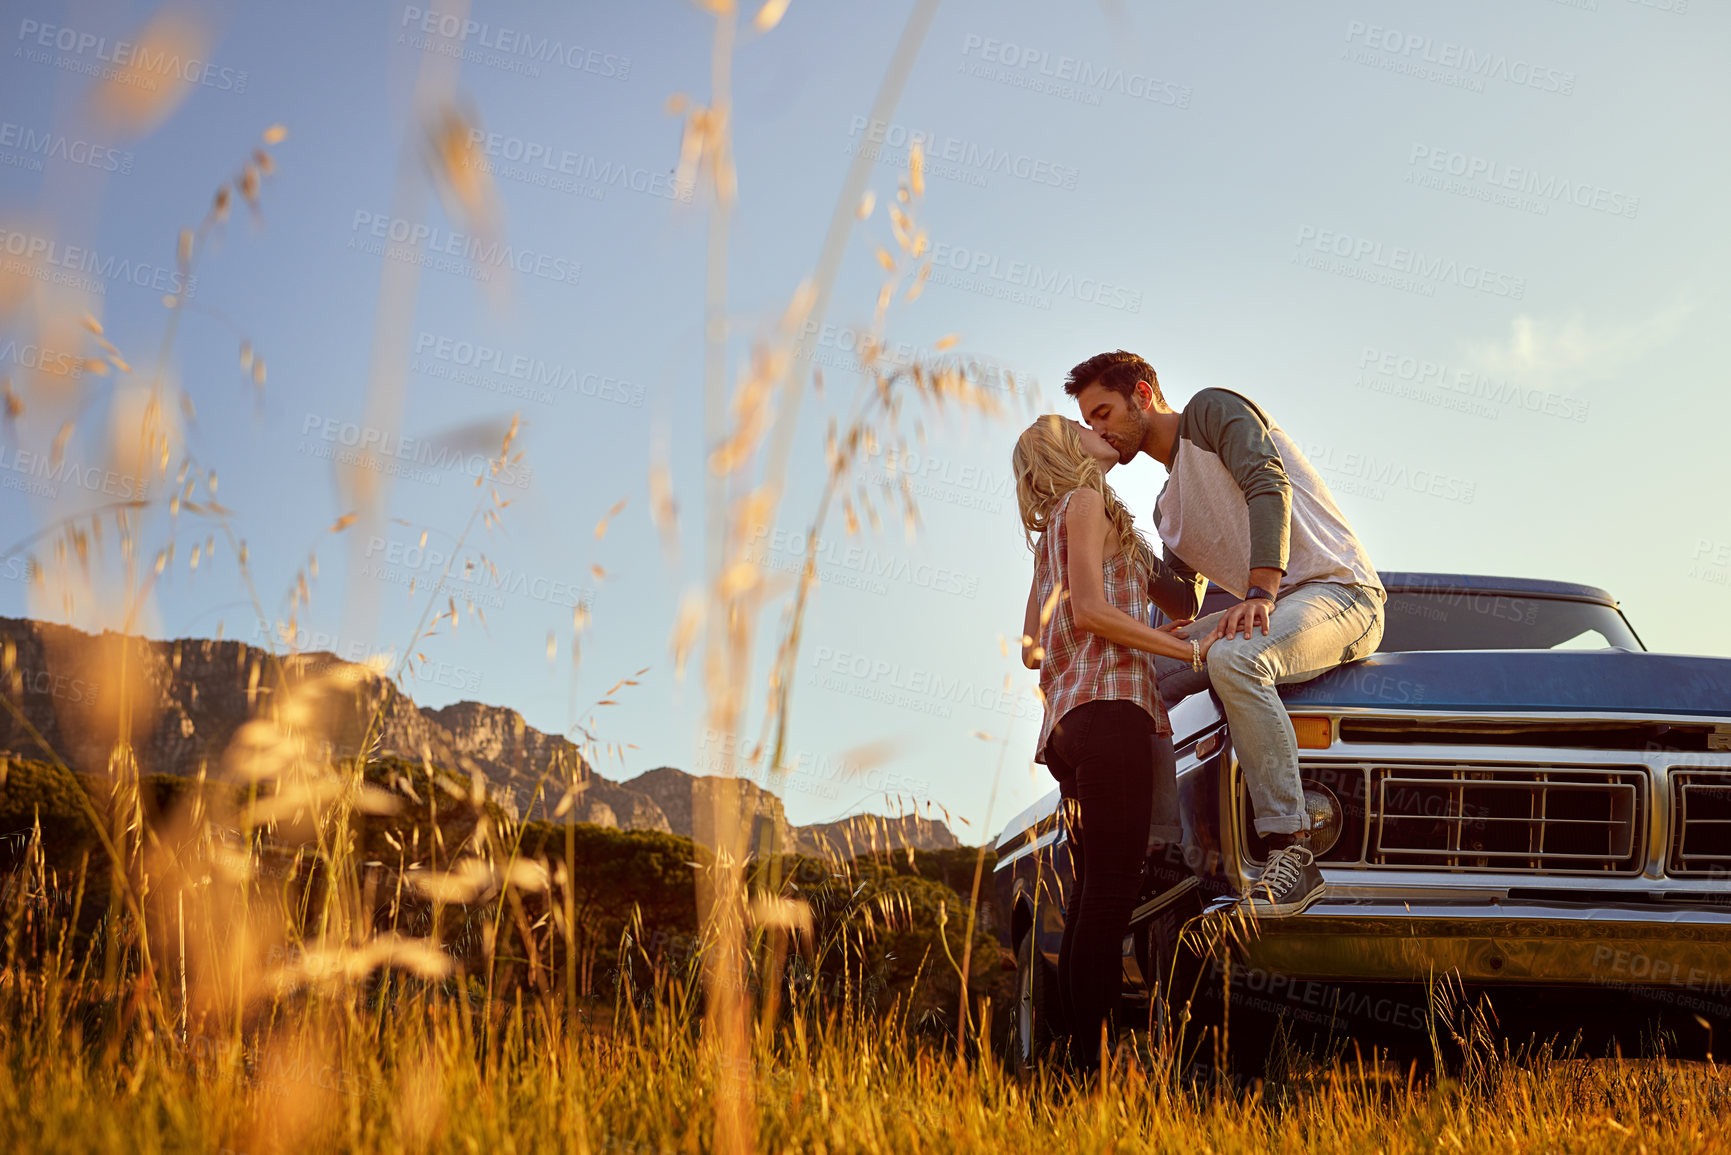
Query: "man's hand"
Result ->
[[1219, 567, 1283, 639], [1218, 597, 1272, 640]]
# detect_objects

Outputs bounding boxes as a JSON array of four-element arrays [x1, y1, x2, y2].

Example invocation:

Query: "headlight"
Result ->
[[1300, 780, 1343, 856]]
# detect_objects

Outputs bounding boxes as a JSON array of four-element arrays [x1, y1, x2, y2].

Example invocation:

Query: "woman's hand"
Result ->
[[1159, 618, 1219, 666], [1197, 630, 1220, 664]]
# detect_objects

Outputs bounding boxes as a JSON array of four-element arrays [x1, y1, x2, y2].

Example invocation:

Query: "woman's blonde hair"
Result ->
[[1012, 415, 1154, 574]]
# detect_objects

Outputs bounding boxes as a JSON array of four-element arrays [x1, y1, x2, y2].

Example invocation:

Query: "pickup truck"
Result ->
[[993, 573, 1731, 1069]]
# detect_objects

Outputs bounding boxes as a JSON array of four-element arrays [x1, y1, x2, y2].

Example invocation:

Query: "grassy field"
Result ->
[[3, 789, 1727, 1155], [4, 951, 1729, 1154], [2, 8, 1723, 1152]]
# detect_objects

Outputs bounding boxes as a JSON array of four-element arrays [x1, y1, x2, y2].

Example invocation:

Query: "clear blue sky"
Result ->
[[3, 0, 1727, 844]]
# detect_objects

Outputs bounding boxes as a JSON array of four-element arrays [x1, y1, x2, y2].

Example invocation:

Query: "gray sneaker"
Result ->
[[1244, 841, 1325, 917]]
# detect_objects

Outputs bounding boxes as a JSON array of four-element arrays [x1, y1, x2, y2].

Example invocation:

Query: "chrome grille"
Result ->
[[1669, 769, 1731, 875], [1371, 766, 1644, 873], [1237, 761, 1649, 874]]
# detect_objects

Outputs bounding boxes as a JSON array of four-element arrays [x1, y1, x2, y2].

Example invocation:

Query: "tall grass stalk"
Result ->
[[7, 5, 1716, 1154]]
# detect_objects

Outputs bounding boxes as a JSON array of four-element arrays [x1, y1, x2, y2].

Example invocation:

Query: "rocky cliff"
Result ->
[[0, 617, 960, 851], [794, 810, 964, 858], [624, 765, 797, 853]]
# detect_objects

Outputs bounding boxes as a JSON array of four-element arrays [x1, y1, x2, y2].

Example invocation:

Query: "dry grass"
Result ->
[[2, 884, 1728, 1155], [4, 3, 1720, 1153]]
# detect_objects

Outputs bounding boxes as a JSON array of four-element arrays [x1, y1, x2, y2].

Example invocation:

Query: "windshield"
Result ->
[[1379, 592, 1643, 653]]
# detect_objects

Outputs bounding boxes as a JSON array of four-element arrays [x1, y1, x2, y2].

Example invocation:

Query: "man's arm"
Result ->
[[1149, 545, 1206, 622], [1188, 389, 1291, 637], [1188, 389, 1292, 577]]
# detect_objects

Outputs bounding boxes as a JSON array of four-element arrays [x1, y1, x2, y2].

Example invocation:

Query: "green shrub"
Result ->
[[0, 758, 102, 873]]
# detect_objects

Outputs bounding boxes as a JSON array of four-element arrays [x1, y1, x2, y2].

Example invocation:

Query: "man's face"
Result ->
[[1075, 381, 1151, 465]]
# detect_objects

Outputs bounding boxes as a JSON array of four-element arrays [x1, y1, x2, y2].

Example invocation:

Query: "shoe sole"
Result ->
[[1242, 879, 1325, 918], [1128, 875, 1200, 925]]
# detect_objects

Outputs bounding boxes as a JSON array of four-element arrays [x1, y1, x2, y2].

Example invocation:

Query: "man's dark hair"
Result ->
[[1063, 349, 1162, 404]]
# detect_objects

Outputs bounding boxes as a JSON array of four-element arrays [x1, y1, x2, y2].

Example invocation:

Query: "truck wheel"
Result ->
[[1015, 932, 1064, 1075]]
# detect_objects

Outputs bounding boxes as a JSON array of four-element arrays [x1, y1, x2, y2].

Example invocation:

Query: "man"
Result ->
[[1067, 350, 1385, 917]]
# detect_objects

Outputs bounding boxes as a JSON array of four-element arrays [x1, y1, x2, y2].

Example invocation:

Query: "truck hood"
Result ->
[[1281, 649, 1731, 717]]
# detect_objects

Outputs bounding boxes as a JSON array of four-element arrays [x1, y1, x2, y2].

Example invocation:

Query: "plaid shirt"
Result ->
[[1034, 490, 1170, 764]]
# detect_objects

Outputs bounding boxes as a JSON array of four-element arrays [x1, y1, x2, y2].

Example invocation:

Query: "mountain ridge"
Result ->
[[0, 616, 959, 852]]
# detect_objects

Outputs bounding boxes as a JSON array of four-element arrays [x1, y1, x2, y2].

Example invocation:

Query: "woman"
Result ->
[[1014, 414, 1216, 1074]]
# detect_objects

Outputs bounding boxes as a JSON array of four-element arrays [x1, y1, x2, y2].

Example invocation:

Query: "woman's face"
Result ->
[[1073, 420, 1118, 472]]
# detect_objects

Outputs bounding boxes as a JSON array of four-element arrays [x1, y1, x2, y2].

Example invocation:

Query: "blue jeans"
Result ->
[[1170, 582, 1384, 836]]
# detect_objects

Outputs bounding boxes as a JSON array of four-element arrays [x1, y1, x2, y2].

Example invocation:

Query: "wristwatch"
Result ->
[[1244, 585, 1276, 604]]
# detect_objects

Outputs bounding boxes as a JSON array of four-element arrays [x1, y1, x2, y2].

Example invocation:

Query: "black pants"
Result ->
[[1046, 698, 1158, 1070]]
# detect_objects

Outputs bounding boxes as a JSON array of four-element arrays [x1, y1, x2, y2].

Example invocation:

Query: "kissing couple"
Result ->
[[1014, 349, 1386, 1073]]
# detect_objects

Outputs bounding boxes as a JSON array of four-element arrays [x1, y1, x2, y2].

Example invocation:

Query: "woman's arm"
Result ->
[[1065, 488, 1218, 663], [1021, 574, 1043, 669]]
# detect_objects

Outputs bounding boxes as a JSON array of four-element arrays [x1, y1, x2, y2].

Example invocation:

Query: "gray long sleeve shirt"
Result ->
[[1150, 388, 1383, 619]]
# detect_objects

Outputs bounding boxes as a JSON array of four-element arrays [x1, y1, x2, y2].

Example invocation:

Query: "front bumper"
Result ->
[[1238, 898, 1731, 990]]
